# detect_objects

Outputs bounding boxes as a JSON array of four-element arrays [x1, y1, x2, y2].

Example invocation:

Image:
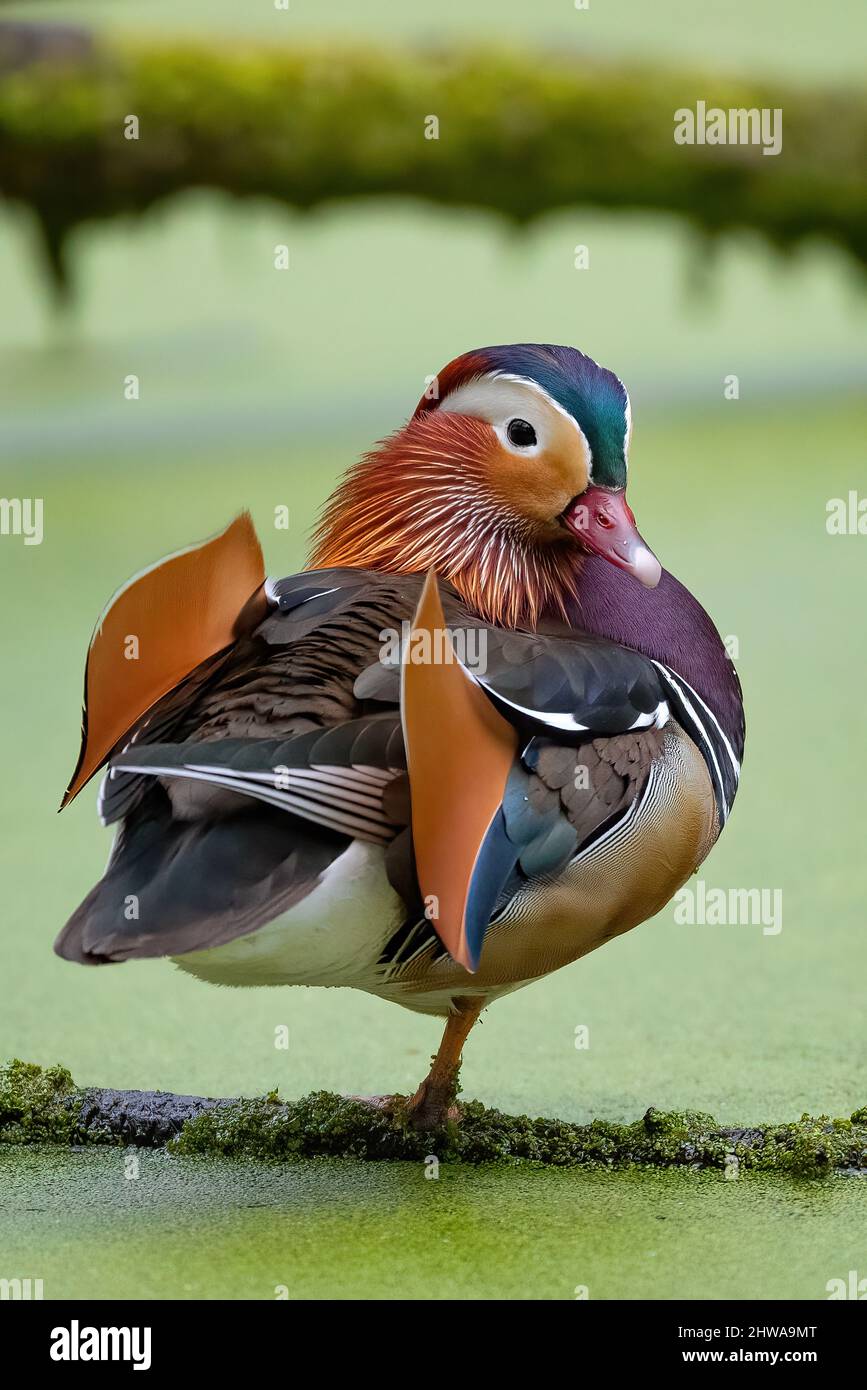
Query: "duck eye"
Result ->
[[506, 418, 537, 449]]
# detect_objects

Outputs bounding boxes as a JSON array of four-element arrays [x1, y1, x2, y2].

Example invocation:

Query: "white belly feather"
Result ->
[[172, 840, 404, 988]]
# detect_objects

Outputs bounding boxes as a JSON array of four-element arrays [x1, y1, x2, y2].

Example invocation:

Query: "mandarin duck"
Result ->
[[57, 344, 744, 1128]]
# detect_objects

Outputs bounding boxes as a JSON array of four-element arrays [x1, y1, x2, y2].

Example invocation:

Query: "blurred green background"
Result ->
[[1, 0, 865, 1300]]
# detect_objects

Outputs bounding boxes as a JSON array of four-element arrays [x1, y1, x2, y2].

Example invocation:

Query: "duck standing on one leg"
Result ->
[[57, 344, 744, 1129]]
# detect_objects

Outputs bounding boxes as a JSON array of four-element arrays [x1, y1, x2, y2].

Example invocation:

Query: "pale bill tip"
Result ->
[[633, 546, 662, 589]]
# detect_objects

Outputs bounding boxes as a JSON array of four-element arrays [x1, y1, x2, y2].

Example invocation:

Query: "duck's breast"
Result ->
[[374, 723, 718, 1013]]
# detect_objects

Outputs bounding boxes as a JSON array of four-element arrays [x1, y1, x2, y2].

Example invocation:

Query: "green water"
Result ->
[[3, 1148, 864, 1300]]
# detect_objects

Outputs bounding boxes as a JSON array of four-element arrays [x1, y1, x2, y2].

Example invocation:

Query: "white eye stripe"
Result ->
[[493, 373, 599, 481], [619, 383, 632, 471], [437, 372, 594, 474], [489, 372, 594, 466]]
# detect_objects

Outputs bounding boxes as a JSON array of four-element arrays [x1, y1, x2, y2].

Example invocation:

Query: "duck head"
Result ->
[[311, 342, 660, 628]]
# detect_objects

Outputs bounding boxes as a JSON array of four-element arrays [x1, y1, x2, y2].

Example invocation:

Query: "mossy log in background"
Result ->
[[3, 1060, 867, 1179], [0, 29, 865, 294]]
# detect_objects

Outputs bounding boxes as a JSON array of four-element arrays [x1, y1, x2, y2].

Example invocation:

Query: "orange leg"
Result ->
[[405, 996, 485, 1129]]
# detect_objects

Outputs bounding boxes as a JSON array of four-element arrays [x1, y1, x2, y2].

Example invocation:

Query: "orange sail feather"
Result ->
[[61, 512, 265, 809]]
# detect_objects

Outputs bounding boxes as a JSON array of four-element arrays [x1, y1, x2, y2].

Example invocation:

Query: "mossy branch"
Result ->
[[3, 1060, 866, 1178], [0, 33, 865, 296]]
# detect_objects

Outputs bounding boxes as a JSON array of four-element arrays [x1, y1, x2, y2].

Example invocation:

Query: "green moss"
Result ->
[[0, 1058, 77, 1144], [4, 1061, 866, 1177], [0, 38, 865, 296], [172, 1091, 867, 1179], [774, 1115, 834, 1179], [172, 1092, 430, 1162]]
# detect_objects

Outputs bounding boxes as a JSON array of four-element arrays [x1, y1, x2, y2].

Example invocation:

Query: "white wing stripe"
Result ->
[[650, 662, 735, 821], [111, 763, 396, 843]]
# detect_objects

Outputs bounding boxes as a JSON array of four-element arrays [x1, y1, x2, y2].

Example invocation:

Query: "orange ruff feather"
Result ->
[[310, 412, 581, 630]]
